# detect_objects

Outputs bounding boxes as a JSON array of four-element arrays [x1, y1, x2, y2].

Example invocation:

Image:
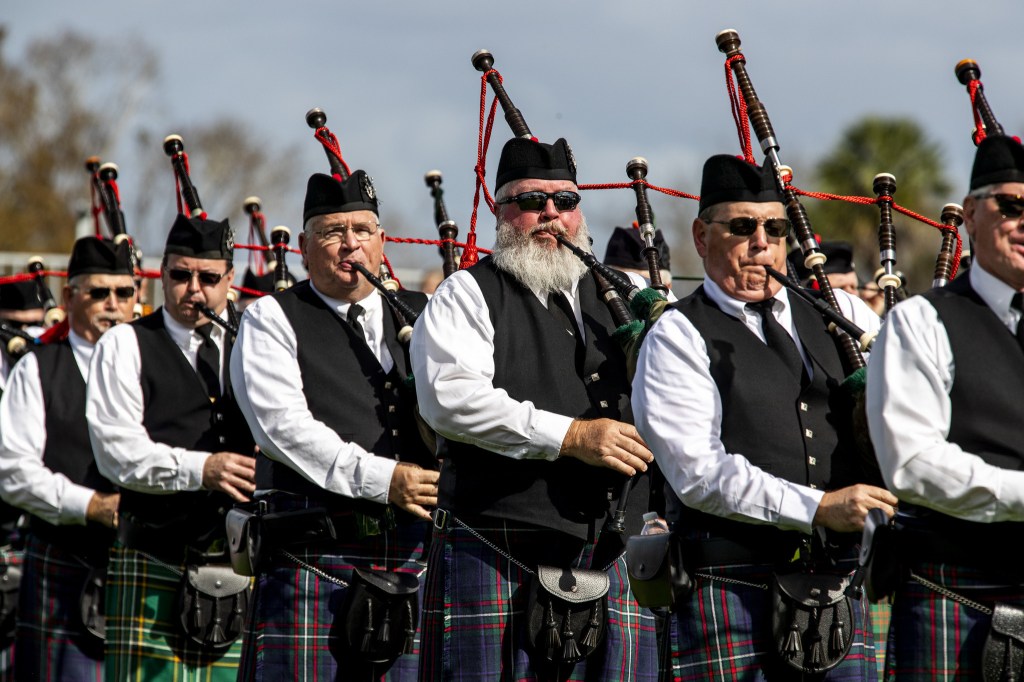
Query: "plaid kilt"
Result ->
[[16, 534, 104, 681], [670, 561, 877, 682], [418, 515, 658, 682], [104, 543, 245, 682], [0, 543, 22, 682], [237, 517, 430, 682], [870, 600, 891, 681], [886, 560, 1024, 680]]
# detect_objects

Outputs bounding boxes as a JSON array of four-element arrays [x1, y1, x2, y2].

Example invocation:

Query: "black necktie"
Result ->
[[747, 299, 806, 382], [348, 303, 366, 343], [1012, 293, 1024, 354], [547, 290, 584, 374], [194, 324, 221, 401]]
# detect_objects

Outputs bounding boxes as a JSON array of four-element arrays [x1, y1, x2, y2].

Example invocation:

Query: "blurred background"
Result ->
[[1, 0, 1022, 301]]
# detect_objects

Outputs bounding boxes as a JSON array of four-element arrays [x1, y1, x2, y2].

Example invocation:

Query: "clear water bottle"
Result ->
[[640, 511, 669, 535]]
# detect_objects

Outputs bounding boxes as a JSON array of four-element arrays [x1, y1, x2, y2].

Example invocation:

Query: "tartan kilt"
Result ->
[[16, 534, 104, 681], [886, 560, 1024, 680], [0, 543, 22, 682], [670, 561, 877, 682], [418, 515, 658, 682], [104, 543, 246, 682], [237, 517, 430, 682]]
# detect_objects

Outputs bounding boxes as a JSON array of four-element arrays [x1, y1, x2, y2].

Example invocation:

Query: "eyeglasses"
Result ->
[[978, 193, 1024, 220], [313, 222, 381, 245], [497, 191, 582, 212], [75, 286, 136, 302], [704, 216, 792, 239], [167, 268, 230, 286]]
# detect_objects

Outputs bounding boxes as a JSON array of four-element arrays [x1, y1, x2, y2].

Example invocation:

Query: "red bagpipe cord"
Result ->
[[313, 127, 353, 182], [463, 69, 507, 270], [725, 54, 756, 165]]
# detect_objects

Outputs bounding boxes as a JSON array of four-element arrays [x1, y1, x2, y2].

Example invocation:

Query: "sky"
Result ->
[[3, 0, 1023, 280]]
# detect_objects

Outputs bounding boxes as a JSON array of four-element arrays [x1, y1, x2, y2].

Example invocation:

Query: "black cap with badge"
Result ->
[[303, 170, 379, 223], [698, 155, 783, 213], [495, 137, 577, 189], [67, 236, 134, 279], [164, 214, 234, 261]]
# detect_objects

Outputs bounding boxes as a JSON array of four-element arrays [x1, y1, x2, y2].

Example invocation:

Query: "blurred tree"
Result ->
[[0, 26, 157, 253], [804, 116, 953, 293]]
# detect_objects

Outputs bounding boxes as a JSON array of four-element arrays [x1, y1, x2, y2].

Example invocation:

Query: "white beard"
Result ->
[[491, 217, 592, 293]]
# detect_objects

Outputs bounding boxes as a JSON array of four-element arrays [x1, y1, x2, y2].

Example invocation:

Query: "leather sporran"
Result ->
[[771, 570, 854, 674], [982, 603, 1024, 682], [625, 532, 692, 608], [78, 565, 107, 643], [176, 564, 252, 649], [0, 561, 19, 642], [526, 565, 609, 666], [341, 568, 420, 664]]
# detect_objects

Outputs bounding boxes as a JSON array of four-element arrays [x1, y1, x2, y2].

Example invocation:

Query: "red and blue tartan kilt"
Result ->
[[886, 560, 1024, 680], [104, 543, 246, 682], [236, 518, 430, 682], [417, 515, 658, 682], [0, 543, 22, 682], [15, 534, 104, 681], [670, 561, 878, 682]]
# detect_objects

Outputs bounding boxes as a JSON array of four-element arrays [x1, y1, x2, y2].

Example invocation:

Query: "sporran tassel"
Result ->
[[360, 601, 375, 653], [784, 617, 803, 657], [561, 613, 580, 661], [543, 599, 561, 653], [830, 611, 846, 656], [580, 602, 600, 649], [191, 599, 203, 631], [403, 602, 416, 655], [377, 605, 391, 645]]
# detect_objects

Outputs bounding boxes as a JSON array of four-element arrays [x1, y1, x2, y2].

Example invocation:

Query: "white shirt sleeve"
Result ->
[[229, 296, 397, 503], [632, 307, 825, 534], [0, 353, 95, 525], [86, 324, 208, 494], [866, 296, 1024, 522], [410, 270, 573, 460]]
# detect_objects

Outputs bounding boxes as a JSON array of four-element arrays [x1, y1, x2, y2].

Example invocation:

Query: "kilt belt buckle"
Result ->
[[432, 508, 449, 531]]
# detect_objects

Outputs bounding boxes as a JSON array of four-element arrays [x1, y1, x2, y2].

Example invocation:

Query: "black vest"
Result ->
[[28, 340, 115, 554], [264, 281, 433, 514], [120, 310, 254, 541], [912, 277, 1024, 542], [670, 287, 859, 549], [440, 258, 648, 541]]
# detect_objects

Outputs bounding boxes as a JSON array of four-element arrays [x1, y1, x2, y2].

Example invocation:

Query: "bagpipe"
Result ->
[[472, 48, 669, 534], [163, 134, 240, 338], [305, 106, 412, 329], [424, 171, 461, 279], [0, 322, 33, 359], [85, 156, 147, 318]]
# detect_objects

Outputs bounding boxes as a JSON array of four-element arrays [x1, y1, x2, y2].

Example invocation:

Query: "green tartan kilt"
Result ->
[[104, 543, 247, 682]]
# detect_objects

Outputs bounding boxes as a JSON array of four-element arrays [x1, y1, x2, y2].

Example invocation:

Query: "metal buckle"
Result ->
[[432, 508, 449, 531]]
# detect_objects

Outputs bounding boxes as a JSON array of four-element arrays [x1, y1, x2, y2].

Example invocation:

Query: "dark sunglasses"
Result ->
[[497, 191, 582, 212], [167, 268, 229, 286], [705, 216, 792, 238], [980, 193, 1024, 220], [78, 286, 136, 302]]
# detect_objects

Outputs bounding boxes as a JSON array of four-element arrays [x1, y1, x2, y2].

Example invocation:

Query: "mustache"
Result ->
[[96, 313, 126, 325], [530, 221, 568, 237]]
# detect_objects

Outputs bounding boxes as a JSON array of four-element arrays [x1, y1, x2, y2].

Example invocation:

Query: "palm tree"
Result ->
[[804, 116, 952, 293]]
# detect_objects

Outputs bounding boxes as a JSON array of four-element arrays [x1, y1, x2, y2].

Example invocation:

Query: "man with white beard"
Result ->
[[412, 137, 658, 681]]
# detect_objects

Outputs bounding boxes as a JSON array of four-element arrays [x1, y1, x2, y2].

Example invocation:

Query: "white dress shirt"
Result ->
[[86, 308, 230, 494], [411, 269, 651, 461], [0, 331, 96, 525], [230, 284, 397, 504], [866, 264, 1024, 523], [633, 278, 882, 534]]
